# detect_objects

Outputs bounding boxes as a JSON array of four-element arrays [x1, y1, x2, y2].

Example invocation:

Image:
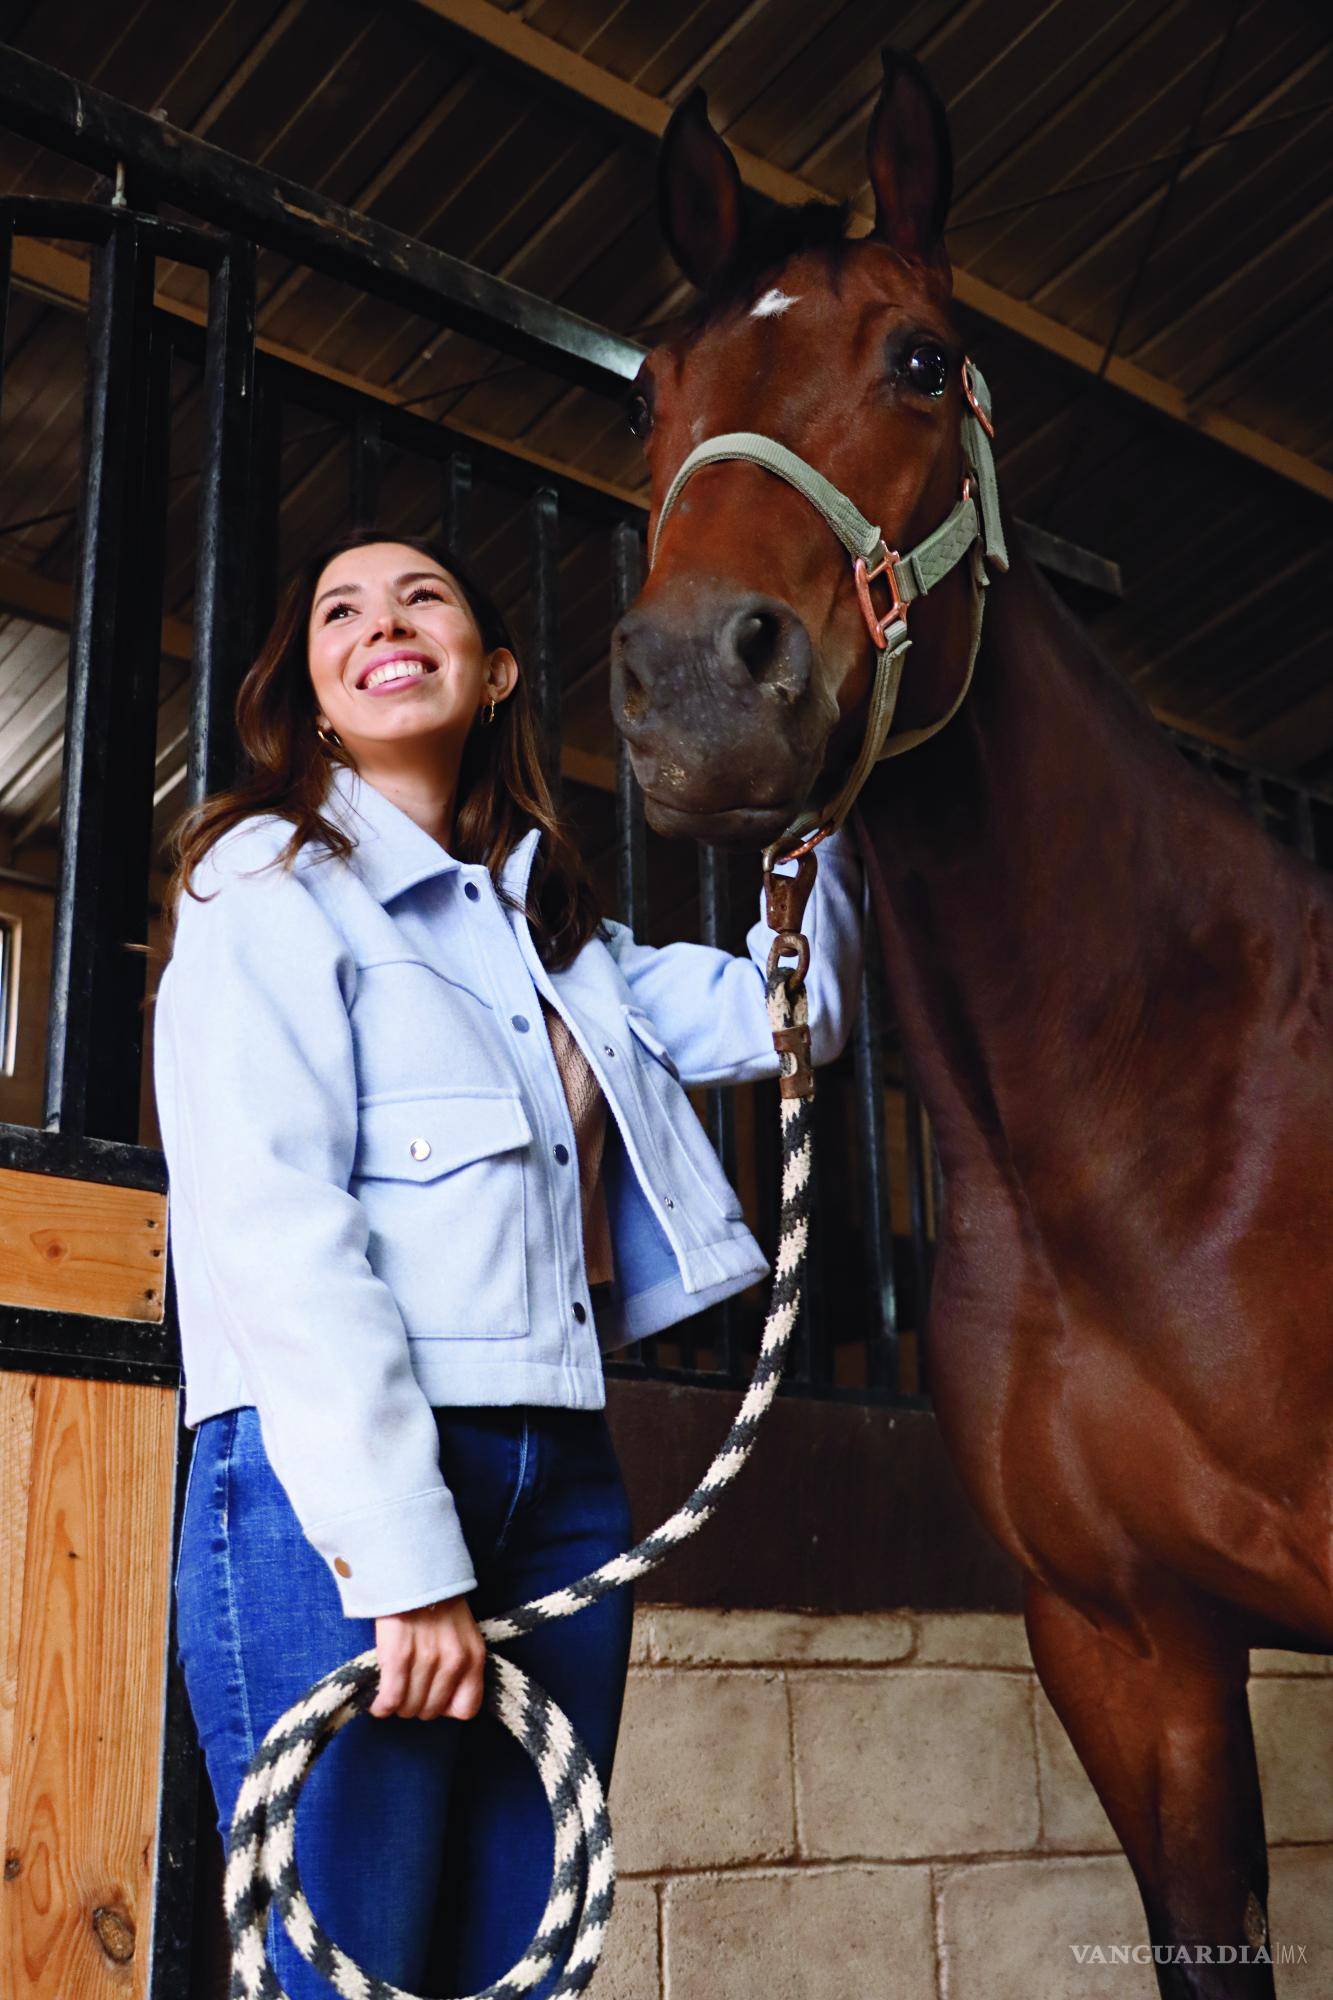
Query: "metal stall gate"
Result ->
[[0, 47, 1329, 2000]]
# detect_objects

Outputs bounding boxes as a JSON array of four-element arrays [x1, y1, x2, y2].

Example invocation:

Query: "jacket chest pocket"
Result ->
[[351, 1089, 532, 1339]]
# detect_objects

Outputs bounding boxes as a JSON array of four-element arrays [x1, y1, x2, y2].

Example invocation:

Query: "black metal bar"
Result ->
[[350, 403, 383, 523], [247, 363, 283, 658], [444, 450, 472, 556], [0, 1120, 166, 1187], [902, 1065, 934, 1395], [0, 194, 118, 244], [0, 1304, 179, 1379], [529, 486, 561, 796], [87, 256, 173, 1141], [929, 1124, 945, 1289], [43, 216, 140, 1139], [793, 1084, 831, 1388], [852, 903, 900, 1393], [188, 237, 256, 807], [0, 218, 11, 427], [610, 519, 651, 1364], [0, 49, 639, 399], [611, 521, 647, 937]]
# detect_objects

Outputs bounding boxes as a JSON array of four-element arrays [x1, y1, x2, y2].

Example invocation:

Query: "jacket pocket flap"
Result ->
[[354, 1090, 533, 1182], [621, 1005, 681, 1079]]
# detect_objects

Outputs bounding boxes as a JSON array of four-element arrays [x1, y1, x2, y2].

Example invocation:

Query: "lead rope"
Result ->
[[222, 853, 821, 2000]]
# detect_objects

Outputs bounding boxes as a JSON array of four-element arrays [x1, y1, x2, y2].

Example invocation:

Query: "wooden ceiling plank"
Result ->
[[1052, 109, 1333, 359], [955, 4, 1243, 298], [980, 14, 1324, 279], [1140, 190, 1333, 393], [255, 71, 477, 330], [947, 0, 1158, 203], [189, 0, 311, 142], [641, 0, 772, 104], [1143, 542, 1333, 682], [271, 77, 539, 380]]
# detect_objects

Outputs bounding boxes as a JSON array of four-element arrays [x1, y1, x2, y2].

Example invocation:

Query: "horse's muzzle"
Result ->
[[609, 583, 827, 841]]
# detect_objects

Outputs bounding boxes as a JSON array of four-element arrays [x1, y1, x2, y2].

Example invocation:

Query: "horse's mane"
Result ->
[[648, 198, 853, 340]]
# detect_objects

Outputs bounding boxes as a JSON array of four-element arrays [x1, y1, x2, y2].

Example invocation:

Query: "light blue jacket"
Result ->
[[154, 759, 867, 1617]]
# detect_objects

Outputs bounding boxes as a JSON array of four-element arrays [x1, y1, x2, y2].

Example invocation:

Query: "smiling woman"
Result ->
[[151, 519, 868, 1997]]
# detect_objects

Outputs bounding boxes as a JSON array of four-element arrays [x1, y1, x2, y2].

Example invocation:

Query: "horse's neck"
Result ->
[[856, 548, 1292, 1177]]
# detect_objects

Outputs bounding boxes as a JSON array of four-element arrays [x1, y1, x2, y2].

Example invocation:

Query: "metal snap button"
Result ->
[[464, 881, 481, 901], [511, 1013, 530, 1032], [409, 1138, 432, 1161], [334, 1557, 352, 1577], [602, 1043, 616, 1058], [663, 1193, 675, 1208], [572, 1301, 587, 1324]]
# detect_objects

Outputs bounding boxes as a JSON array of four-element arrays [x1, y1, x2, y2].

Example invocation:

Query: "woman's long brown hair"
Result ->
[[161, 531, 607, 971]]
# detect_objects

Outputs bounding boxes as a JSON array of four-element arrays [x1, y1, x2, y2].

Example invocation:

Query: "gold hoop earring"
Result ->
[[480, 698, 497, 726], [316, 720, 341, 749]]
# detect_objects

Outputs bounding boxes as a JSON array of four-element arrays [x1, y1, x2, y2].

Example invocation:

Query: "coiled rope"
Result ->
[[223, 933, 815, 2000]]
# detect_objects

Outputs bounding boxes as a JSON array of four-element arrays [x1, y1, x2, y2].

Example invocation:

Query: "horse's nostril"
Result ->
[[722, 599, 810, 698], [734, 611, 778, 678], [619, 657, 650, 724]]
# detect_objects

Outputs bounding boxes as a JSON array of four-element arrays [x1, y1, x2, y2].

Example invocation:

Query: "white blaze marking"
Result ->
[[750, 287, 800, 319]]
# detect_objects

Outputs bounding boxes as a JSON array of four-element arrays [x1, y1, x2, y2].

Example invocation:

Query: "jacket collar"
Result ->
[[323, 759, 541, 907]]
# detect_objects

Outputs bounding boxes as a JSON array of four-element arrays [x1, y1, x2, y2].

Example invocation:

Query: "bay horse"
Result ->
[[610, 50, 1333, 2000]]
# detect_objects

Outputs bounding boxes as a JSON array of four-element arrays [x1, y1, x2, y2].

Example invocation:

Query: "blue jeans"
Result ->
[[174, 1402, 635, 1999]]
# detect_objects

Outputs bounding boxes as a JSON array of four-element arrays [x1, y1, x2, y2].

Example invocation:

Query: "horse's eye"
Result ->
[[627, 392, 653, 440], [903, 344, 949, 398]]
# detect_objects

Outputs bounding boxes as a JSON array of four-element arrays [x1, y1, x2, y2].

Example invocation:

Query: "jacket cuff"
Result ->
[[306, 1484, 479, 1620]]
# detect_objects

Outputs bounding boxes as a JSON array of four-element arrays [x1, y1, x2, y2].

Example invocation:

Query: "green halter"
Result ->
[[649, 357, 1009, 862]]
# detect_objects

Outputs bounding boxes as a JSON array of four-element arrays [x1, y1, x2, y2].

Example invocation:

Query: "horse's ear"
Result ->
[[658, 87, 745, 290], [867, 49, 953, 265]]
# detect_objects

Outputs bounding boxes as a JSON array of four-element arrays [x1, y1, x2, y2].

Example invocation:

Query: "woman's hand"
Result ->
[[370, 1593, 488, 1721]]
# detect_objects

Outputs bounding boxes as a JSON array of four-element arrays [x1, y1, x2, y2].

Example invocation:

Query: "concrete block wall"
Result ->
[[585, 1609, 1333, 2000]]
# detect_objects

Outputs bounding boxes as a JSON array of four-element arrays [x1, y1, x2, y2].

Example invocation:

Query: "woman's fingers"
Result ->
[[442, 1642, 487, 1721], [371, 1599, 488, 1721], [399, 1642, 438, 1720], [369, 1641, 406, 1718]]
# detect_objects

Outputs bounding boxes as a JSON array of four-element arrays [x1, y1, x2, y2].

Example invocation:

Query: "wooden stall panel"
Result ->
[[0, 1170, 167, 1324], [2, 1372, 178, 1998]]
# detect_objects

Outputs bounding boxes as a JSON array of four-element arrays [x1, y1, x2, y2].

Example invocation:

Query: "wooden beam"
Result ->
[[412, 0, 1333, 509]]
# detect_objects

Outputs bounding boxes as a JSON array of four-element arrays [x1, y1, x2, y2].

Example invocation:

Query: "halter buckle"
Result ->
[[961, 356, 995, 440], [853, 543, 907, 651]]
